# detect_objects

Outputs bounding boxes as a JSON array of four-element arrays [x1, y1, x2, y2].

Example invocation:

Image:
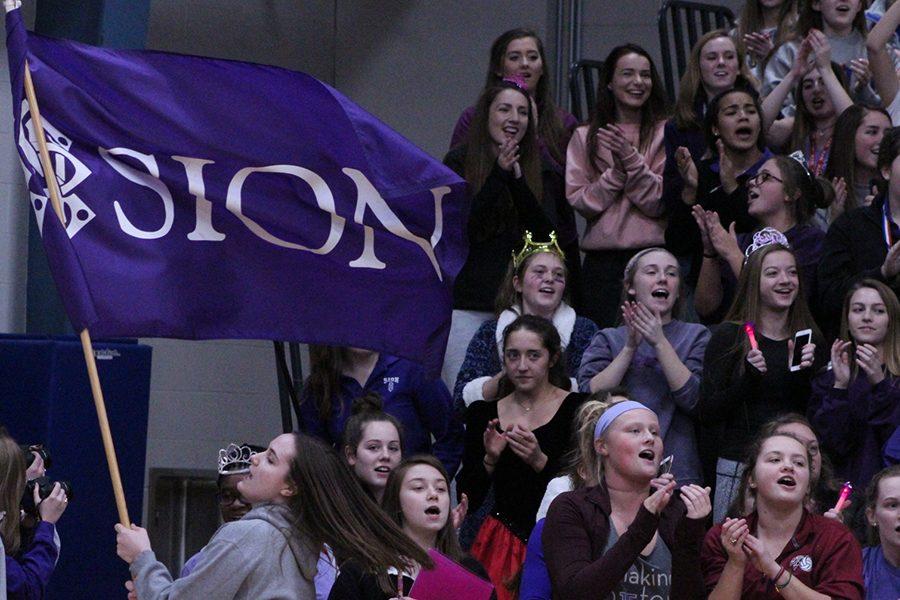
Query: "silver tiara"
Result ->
[[744, 227, 791, 261], [788, 150, 813, 178], [217, 443, 254, 475]]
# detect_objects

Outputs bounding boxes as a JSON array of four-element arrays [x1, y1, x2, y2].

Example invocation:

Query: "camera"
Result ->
[[21, 476, 72, 515], [20, 444, 52, 469]]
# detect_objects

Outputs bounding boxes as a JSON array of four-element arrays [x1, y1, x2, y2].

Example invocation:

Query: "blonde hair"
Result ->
[[674, 30, 758, 131], [579, 389, 635, 484]]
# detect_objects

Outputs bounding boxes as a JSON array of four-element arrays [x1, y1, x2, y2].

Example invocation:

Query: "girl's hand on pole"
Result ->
[[115, 523, 152, 564]]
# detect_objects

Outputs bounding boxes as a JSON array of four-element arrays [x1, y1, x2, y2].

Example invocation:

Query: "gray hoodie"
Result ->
[[131, 503, 318, 600]]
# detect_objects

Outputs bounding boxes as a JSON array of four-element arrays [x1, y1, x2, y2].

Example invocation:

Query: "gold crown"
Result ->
[[511, 231, 565, 270]]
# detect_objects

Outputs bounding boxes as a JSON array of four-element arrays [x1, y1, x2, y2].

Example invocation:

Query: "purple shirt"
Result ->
[[809, 369, 900, 490], [6, 521, 58, 600], [577, 320, 711, 484], [298, 353, 464, 477], [863, 545, 900, 600]]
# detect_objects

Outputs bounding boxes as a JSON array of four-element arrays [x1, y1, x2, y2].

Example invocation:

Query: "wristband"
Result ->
[[703, 252, 718, 258], [774, 571, 792, 593]]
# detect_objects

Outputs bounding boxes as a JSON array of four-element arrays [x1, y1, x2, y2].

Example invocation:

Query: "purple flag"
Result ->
[[5, 8, 468, 375]]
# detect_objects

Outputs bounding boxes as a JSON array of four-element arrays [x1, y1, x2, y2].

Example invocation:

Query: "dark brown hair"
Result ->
[[769, 154, 832, 223], [286, 434, 432, 592], [381, 455, 463, 562], [824, 105, 891, 211], [342, 393, 404, 461], [485, 28, 568, 166], [464, 81, 543, 242], [496, 314, 569, 397], [586, 44, 668, 170], [704, 84, 766, 154], [787, 62, 848, 155]]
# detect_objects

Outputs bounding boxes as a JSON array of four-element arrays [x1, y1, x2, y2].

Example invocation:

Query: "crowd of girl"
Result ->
[[47, 7, 885, 600]]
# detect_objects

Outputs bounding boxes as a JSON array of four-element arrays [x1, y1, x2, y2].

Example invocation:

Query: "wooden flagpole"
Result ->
[[22, 60, 131, 527]]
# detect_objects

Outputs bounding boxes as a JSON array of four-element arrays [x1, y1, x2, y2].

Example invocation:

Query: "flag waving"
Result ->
[[5, 8, 467, 374]]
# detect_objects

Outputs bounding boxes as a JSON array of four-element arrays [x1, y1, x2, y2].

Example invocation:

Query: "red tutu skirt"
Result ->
[[469, 515, 527, 600]]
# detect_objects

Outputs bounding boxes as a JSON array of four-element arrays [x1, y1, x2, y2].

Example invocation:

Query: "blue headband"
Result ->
[[593, 400, 650, 440]]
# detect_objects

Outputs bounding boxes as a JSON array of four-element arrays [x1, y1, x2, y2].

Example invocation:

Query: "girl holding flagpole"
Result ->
[[116, 433, 431, 600]]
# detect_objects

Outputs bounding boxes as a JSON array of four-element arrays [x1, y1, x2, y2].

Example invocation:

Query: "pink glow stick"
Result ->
[[834, 481, 853, 512], [744, 322, 758, 351]]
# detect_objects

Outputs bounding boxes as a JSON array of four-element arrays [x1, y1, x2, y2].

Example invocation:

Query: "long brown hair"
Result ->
[[303, 345, 345, 422], [723, 244, 822, 364], [824, 104, 891, 211], [674, 30, 757, 131], [0, 430, 23, 556], [839, 279, 900, 378], [464, 82, 543, 242], [586, 43, 668, 170], [484, 28, 568, 166], [787, 62, 849, 155], [381, 455, 463, 562], [286, 434, 432, 591]]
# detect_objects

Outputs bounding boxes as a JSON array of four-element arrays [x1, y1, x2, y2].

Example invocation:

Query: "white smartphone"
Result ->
[[789, 329, 813, 372]]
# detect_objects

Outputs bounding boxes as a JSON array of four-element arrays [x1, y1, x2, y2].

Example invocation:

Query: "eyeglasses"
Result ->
[[216, 489, 245, 506], [748, 171, 783, 186]]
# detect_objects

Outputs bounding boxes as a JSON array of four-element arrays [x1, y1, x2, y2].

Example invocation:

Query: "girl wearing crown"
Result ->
[[578, 247, 710, 486], [441, 79, 577, 394], [457, 315, 586, 600], [699, 243, 825, 522], [116, 434, 432, 600], [566, 44, 668, 329], [693, 153, 828, 323], [454, 231, 597, 412]]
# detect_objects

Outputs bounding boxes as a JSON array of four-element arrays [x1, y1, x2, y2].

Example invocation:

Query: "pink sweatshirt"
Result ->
[[565, 121, 666, 250]]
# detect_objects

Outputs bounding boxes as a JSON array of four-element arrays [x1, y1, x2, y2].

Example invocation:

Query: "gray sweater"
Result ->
[[131, 503, 318, 600], [577, 320, 710, 485]]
